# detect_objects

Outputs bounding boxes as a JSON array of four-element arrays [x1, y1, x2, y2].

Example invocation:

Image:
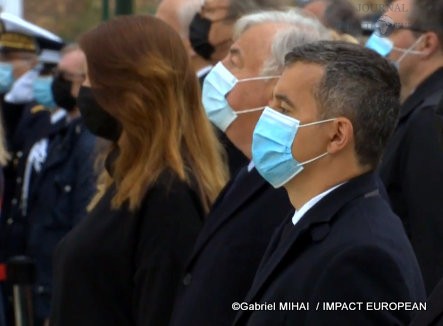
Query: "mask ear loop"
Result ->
[[394, 34, 425, 65], [230, 76, 280, 114], [236, 106, 264, 115], [236, 75, 280, 83], [299, 152, 329, 166], [297, 118, 336, 165]]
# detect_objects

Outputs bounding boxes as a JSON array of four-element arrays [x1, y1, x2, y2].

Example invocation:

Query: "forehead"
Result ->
[[384, 0, 411, 24], [58, 50, 85, 72], [233, 23, 293, 66], [275, 62, 324, 101], [155, 0, 183, 32]]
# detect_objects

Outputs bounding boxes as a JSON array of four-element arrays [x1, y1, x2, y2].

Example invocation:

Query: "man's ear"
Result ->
[[420, 32, 441, 58], [327, 117, 353, 154]]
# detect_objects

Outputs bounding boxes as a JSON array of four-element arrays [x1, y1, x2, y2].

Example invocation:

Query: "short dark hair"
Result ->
[[285, 41, 400, 168], [324, 0, 362, 36], [409, 0, 443, 44]]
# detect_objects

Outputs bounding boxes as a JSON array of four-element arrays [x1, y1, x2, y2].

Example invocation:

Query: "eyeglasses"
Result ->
[[375, 21, 426, 37]]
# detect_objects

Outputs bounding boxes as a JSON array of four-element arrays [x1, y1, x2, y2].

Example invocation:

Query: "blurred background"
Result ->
[[1, 0, 158, 41], [2, 0, 385, 42]]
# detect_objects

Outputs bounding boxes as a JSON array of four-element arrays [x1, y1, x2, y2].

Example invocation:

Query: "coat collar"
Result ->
[[28, 118, 84, 198], [186, 166, 268, 267], [400, 68, 443, 121], [241, 172, 381, 308]]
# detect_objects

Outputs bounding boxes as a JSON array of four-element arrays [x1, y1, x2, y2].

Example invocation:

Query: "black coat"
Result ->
[[0, 115, 97, 319], [50, 170, 204, 326], [379, 68, 443, 293], [170, 166, 292, 326], [410, 277, 443, 326], [2, 103, 51, 230], [234, 172, 426, 326], [216, 129, 248, 178]]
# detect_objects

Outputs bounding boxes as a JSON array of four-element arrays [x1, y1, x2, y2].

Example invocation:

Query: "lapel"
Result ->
[[399, 68, 443, 123], [187, 166, 268, 267], [242, 172, 380, 306]]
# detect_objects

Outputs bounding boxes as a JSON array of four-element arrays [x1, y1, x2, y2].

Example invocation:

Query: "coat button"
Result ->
[[6, 218, 13, 225], [183, 273, 192, 286], [64, 185, 72, 193], [16, 151, 23, 158], [16, 177, 22, 184], [11, 198, 18, 205]]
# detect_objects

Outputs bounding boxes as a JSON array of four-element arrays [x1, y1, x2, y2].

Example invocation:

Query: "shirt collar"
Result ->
[[292, 183, 345, 226], [196, 65, 213, 78]]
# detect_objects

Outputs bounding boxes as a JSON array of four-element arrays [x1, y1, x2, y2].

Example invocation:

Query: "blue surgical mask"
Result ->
[[0, 62, 14, 93], [365, 33, 424, 69], [202, 62, 279, 132], [33, 76, 57, 109], [252, 107, 335, 188]]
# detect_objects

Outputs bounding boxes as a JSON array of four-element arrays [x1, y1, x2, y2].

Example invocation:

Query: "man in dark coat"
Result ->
[[367, 0, 443, 293], [169, 9, 331, 326], [234, 41, 425, 325]]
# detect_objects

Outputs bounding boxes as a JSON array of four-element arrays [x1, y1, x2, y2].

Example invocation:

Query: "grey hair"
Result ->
[[233, 9, 332, 76], [227, 0, 289, 21]]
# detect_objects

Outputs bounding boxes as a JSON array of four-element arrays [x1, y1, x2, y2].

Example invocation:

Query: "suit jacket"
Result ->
[[379, 68, 443, 293], [234, 172, 426, 326], [411, 277, 443, 326], [170, 166, 293, 326]]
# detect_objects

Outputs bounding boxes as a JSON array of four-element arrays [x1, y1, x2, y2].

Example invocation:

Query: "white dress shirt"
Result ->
[[292, 183, 344, 226]]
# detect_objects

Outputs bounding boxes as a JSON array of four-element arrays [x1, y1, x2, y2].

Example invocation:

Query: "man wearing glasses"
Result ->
[[366, 0, 443, 294]]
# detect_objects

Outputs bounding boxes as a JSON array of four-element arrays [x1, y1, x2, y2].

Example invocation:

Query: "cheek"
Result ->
[[227, 82, 272, 110], [291, 128, 324, 162], [208, 22, 232, 45]]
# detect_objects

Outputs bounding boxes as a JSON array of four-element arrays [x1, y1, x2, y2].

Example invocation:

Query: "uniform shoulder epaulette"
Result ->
[[31, 105, 46, 114]]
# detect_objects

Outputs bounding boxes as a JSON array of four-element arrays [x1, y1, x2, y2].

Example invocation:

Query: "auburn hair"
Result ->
[[80, 15, 228, 213]]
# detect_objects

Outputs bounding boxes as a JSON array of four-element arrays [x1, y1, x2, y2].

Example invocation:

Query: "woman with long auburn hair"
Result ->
[[50, 15, 228, 325]]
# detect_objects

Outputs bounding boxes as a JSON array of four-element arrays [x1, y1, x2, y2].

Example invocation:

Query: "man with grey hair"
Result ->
[[234, 40, 425, 326], [170, 9, 330, 326]]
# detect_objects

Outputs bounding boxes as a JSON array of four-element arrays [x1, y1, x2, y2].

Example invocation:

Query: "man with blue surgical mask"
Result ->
[[170, 9, 330, 326], [234, 40, 425, 326], [366, 0, 443, 294]]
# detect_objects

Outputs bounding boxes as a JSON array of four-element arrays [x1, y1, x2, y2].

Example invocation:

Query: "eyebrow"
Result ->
[[229, 47, 241, 57], [274, 93, 295, 109], [228, 47, 243, 65]]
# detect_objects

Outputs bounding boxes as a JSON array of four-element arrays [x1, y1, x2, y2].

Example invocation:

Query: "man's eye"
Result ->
[[277, 107, 289, 115]]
